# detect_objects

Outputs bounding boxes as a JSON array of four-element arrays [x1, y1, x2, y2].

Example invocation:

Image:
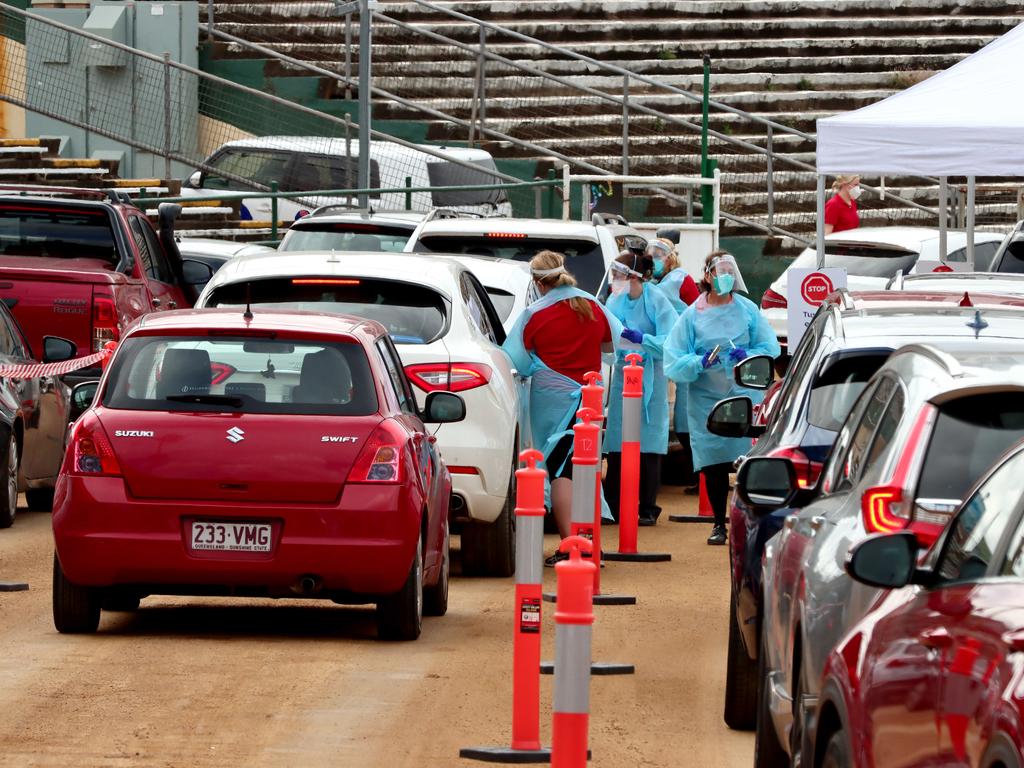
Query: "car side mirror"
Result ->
[[182, 258, 215, 286], [186, 170, 202, 189], [70, 381, 99, 421], [42, 336, 76, 364], [423, 391, 466, 424], [734, 355, 774, 390], [708, 396, 763, 438], [845, 532, 920, 589], [736, 457, 798, 510]]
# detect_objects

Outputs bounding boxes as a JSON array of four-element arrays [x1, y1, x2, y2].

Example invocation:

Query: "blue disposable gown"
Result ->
[[604, 283, 677, 454], [654, 267, 692, 433], [664, 293, 780, 470]]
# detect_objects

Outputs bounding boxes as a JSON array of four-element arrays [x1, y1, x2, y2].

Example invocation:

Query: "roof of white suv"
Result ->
[[410, 217, 608, 240]]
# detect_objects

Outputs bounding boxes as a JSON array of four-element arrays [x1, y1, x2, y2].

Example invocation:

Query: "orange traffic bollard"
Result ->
[[460, 449, 552, 763], [100, 340, 118, 370], [669, 474, 716, 523], [605, 355, 671, 563]]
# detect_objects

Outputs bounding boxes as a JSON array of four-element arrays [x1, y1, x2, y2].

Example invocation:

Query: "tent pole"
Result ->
[[816, 174, 825, 270], [966, 176, 976, 270], [939, 177, 948, 262]]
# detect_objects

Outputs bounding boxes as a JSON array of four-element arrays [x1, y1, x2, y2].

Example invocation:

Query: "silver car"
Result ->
[[740, 337, 1024, 766]]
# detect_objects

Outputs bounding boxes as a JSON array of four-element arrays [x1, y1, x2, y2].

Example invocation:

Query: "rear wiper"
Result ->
[[165, 394, 244, 408]]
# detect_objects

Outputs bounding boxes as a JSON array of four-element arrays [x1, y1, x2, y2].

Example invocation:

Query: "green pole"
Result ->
[[270, 180, 278, 240], [405, 176, 412, 211], [545, 168, 556, 219], [700, 54, 714, 224]]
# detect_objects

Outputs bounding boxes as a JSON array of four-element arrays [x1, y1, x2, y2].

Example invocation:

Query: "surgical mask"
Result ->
[[712, 274, 735, 295], [849, 186, 863, 201], [653, 258, 665, 278], [610, 281, 628, 296]]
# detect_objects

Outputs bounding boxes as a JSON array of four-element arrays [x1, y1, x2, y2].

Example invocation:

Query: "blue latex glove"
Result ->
[[728, 347, 748, 363], [701, 350, 720, 369], [621, 328, 644, 345]]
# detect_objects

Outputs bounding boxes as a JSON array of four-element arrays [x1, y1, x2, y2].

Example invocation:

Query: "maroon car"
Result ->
[[812, 440, 1024, 768]]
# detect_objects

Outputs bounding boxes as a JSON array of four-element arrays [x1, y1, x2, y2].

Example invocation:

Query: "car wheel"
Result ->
[[25, 487, 55, 513], [52, 552, 101, 634], [376, 534, 423, 641], [423, 521, 449, 617], [723, 587, 758, 730], [461, 463, 515, 577], [821, 729, 851, 768], [754, 623, 789, 767], [0, 432, 18, 529]]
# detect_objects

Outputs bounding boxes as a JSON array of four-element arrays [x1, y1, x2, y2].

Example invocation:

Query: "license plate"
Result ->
[[190, 521, 272, 553]]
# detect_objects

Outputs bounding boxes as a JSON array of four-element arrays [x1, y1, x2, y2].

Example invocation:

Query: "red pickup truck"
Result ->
[[0, 192, 205, 382]]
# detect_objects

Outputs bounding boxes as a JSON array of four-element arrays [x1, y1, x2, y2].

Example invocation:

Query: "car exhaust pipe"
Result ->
[[293, 575, 322, 596]]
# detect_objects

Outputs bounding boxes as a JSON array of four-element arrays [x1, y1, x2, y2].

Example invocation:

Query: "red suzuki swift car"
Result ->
[[51, 309, 463, 641]]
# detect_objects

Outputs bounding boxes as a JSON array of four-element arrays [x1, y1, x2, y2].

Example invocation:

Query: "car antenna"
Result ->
[[243, 283, 253, 321]]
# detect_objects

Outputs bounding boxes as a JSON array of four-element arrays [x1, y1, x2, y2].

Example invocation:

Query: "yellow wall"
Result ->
[[0, 38, 26, 139]]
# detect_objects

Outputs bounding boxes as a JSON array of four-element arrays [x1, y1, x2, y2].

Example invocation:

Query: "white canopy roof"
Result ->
[[817, 22, 1024, 177]]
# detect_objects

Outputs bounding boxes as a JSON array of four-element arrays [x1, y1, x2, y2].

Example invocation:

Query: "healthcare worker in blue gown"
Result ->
[[649, 237, 700, 489], [664, 250, 780, 545], [502, 250, 622, 564], [602, 250, 678, 526]]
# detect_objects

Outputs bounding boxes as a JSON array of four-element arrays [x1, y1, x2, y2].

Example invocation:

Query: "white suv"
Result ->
[[196, 251, 523, 576]]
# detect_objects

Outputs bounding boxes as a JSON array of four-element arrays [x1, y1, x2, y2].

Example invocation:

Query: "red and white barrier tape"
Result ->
[[0, 347, 113, 380]]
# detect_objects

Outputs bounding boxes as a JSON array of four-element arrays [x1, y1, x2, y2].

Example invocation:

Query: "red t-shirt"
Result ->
[[679, 274, 700, 306], [523, 299, 611, 384], [824, 195, 859, 233]]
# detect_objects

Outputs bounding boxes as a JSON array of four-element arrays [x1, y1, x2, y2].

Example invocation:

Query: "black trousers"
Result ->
[[702, 461, 733, 527], [675, 431, 698, 486], [604, 452, 663, 522]]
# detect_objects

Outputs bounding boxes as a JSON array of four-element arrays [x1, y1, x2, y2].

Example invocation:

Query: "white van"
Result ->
[[182, 137, 512, 221]]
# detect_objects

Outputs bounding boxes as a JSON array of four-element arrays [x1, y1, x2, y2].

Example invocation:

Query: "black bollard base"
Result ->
[[542, 592, 636, 605], [0, 582, 29, 592], [668, 514, 715, 523], [603, 551, 672, 563], [540, 661, 635, 676], [459, 746, 552, 764]]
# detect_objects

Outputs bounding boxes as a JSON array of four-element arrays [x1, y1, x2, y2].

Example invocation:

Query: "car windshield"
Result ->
[[806, 352, 890, 431], [792, 243, 918, 279], [917, 392, 1024, 500], [206, 277, 448, 345], [0, 207, 118, 266], [279, 223, 412, 253], [995, 238, 1024, 274], [413, 235, 605, 293], [103, 335, 378, 415]]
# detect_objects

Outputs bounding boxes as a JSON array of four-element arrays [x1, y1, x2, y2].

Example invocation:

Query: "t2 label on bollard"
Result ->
[[520, 597, 541, 634]]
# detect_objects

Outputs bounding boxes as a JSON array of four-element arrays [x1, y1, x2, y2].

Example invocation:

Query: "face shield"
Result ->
[[708, 254, 748, 295], [608, 260, 642, 296], [645, 239, 673, 278]]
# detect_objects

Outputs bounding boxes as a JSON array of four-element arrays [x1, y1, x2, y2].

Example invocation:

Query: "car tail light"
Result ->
[[92, 296, 119, 353], [861, 404, 938, 539], [68, 412, 121, 477], [767, 446, 823, 489], [761, 288, 787, 310], [347, 420, 406, 484], [447, 466, 479, 475], [210, 362, 236, 385], [405, 362, 491, 393]]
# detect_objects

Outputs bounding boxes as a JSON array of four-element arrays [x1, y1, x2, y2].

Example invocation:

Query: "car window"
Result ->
[[765, 311, 822, 438], [0, 206, 118, 266], [917, 392, 1024, 502], [0, 307, 28, 359], [936, 448, 1024, 584], [791, 244, 918, 279], [460, 273, 498, 344], [486, 287, 515, 323], [206, 277, 449, 345], [289, 155, 381, 197], [994, 238, 1024, 274], [0, 311, 16, 357], [947, 241, 1000, 270], [426, 158, 507, 207], [376, 338, 416, 415], [820, 380, 880, 495], [864, 385, 904, 469], [279, 223, 412, 253], [203, 149, 292, 192], [129, 216, 172, 283], [831, 377, 893, 492], [103, 335, 377, 415], [806, 352, 890, 432]]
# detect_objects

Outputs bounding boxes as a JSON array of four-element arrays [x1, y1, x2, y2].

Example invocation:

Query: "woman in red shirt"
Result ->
[[824, 174, 862, 234]]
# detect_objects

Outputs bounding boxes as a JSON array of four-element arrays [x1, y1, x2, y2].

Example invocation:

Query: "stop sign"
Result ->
[[800, 273, 835, 306]]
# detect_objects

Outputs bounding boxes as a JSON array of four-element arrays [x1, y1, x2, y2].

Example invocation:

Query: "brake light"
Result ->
[[92, 296, 119, 353], [291, 278, 361, 286], [67, 412, 121, 477], [405, 362, 491, 393], [346, 420, 406, 484], [210, 362, 236, 385], [761, 288, 787, 310], [486, 232, 527, 239], [767, 446, 823, 489], [862, 486, 907, 533]]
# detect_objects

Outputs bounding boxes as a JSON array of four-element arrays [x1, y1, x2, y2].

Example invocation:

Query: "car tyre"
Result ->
[[461, 463, 515, 578], [25, 487, 55, 513], [0, 432, 18, 528], [821, 729, 850, 768], [52, 552, 101, 634], [423, 521, 449, 617], [723, 587, 758, 730], [377, 535, 423, 641], [754, 623, 789, 767]]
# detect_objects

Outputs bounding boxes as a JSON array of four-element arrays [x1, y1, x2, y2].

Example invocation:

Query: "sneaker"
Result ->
[[638, 516, 656, 527], [544, 551, 570, 567], [707, 525, 727, 546], [683, 484, 701, 496]]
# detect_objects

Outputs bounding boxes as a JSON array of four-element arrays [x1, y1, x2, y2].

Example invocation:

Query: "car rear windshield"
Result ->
[[103, 336, 378, 415], [427, 158, 508, 208], [917, 392, 1024, 500], [793, 244, 918, 279], [206, 277, 448, 345], [413, 235, 605, 294], [0, 206, 118, 266], [279, 223, 412, 253], [994, 237, 1024, 274], [807, 352, 891, 431]]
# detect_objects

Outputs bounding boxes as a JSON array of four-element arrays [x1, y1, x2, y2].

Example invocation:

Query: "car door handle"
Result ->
[[427, 435, 437, 444], [810, 516, 826, 531], [1002, 630, 1024, 653], [151, 297, 161, 308], [167, 300, 177, 309], [918, 628, 953, 650]]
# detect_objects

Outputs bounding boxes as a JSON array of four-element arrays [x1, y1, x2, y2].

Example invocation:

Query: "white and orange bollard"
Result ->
[[668, 473, 716, 523]]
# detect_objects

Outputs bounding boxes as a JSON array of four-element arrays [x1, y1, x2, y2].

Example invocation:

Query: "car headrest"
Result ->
[[348, 234, 381, 251], [158, 348, 212, 398], [296, 348, 352, 403]]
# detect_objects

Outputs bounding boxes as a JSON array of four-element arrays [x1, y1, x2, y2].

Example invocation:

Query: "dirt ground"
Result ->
[[0, 485, 753, 767]]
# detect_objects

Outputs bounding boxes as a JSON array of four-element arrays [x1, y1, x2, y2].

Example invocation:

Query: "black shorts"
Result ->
[[546, 434, 575, 481]]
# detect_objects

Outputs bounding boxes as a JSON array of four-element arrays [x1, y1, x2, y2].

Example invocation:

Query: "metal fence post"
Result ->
[[206, 0, 213, 36], [622, 75, 629, 175], [765, 124, 774, 229], [162, 51, 172, 180], [270, 180, 279, 240], [344, 13, 353, 91], [534, 178, 543, 218], [405, 175, 412, 210], [357, 0, 372, 209], [478, 27, 487, 133], [546, 168, 556, 219]]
